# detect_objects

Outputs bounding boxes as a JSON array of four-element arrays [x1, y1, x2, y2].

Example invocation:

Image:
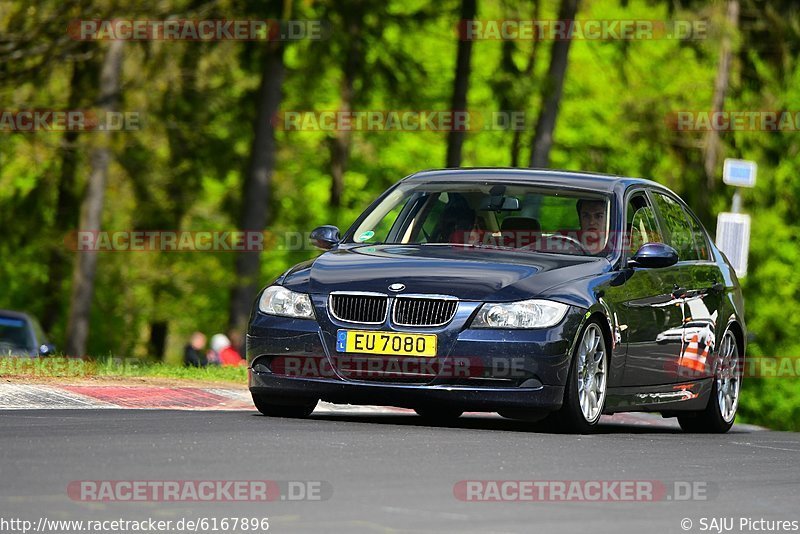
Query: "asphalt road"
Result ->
[[1, 410, 799, 534]]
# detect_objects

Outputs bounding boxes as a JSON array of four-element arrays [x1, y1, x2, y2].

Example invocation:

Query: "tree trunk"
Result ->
[[510, 0, 540, 167], [704, 0, 739, 187], [228, 39, 286, 334], [445, 0, 477, 168], [529, 0, 580, 168], [42, 52, 95, 334], [329, 13, 363, 210], [328, 119, 350, 210], [147, 320, 168, 361], [64, 40, 124, 357]]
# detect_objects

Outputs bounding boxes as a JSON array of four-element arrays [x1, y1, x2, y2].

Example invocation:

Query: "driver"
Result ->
[[576, 199, 608, 254]]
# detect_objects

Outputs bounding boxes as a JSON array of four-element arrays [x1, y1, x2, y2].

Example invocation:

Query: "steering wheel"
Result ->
[[544, 234, 590, 255]]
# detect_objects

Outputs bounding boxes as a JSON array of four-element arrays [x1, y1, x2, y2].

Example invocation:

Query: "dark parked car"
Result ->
[[0, 310, 55, 357], [247, 169, 745, 433]]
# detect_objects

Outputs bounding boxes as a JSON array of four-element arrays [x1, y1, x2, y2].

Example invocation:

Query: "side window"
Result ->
[[625, 192, 661, 256], [652, 193, 698, 261]]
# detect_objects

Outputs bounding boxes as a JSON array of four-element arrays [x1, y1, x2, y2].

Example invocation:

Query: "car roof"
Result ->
[[0, 310, 33, 322], [402, 168, 666, 195]]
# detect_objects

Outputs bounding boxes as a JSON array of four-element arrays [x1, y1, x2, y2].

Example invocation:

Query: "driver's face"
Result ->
[[579, 202, 607, 232], [579, 201, 607, 253]]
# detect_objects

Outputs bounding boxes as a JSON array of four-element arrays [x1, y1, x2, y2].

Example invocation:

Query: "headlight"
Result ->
[[258, 286, 315, 319], [471, 299, 569, 329]]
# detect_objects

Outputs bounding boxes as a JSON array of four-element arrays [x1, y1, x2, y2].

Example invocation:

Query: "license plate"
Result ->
[[336, 330, 437, 357]]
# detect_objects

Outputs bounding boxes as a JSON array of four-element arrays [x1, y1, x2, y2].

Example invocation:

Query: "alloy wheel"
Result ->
[[576, 323, 607, 423]]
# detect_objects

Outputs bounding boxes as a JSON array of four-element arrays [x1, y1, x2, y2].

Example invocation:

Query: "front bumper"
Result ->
[[246, 301, 582, 412], [250, 370, 565, 411]]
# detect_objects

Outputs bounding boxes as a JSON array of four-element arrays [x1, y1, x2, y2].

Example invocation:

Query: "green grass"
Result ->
[[2, 356, 797, 431], [0, 357, 247, 384], [98, 359, 248, 383]]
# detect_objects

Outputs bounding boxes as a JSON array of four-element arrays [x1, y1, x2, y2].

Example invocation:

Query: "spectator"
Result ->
[[207, 333, 224, 366], [229, 330, 245, 358], [210, 333, 245, 367], [183, 332, 207, 367]]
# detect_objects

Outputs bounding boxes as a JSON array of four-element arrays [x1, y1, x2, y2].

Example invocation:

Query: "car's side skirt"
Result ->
[[603, 378, 713, 414]]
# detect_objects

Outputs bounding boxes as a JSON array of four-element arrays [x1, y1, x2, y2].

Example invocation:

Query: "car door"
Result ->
[[650, 191, 724, 382], [610, 189, 687, 387]]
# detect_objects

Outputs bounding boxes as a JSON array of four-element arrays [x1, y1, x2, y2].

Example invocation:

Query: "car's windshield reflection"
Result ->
[[347, 182, 612, 257]]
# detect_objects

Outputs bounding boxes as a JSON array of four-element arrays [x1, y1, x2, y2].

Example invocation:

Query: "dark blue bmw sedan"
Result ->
[[247, 169, 746, 433]]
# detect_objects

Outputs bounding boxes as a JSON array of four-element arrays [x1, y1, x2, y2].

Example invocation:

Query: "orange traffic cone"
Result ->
[[679, 333, 707, 373]]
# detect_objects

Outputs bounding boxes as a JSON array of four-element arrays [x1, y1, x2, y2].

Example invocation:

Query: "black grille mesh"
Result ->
[[393, 297, 458, 326], [330, 294, 387, 323]]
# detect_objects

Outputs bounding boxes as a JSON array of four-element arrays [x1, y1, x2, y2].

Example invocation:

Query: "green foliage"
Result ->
[[1, 0, 799, 428], [739, 378, 800, 432]]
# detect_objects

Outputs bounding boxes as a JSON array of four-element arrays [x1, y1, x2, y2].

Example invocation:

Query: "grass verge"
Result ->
[[0, 357, 247, 385]]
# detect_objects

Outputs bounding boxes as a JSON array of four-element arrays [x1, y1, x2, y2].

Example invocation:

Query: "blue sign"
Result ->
[[723, 159, 757, 188]]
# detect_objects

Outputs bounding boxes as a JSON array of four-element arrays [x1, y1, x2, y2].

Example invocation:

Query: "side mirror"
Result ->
[[39, 343, 55, 356], [309, 225, 340, 250], [629, 242, 678, 269]]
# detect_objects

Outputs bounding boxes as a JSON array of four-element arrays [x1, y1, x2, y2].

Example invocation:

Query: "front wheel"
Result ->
[[547, 321, 608, 433], [678, 329, 741, 433], [252, 394, 318, 418]]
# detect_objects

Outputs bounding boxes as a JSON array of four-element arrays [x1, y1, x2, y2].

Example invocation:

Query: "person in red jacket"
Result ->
[[210, 333, 245, 367]]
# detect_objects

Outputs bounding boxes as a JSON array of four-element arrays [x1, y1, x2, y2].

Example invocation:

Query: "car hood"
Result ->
[[280, 244, 610, 303]]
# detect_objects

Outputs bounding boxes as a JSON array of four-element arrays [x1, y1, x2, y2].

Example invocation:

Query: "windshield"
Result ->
[[347, 181, 613, 256], [0, 315, 34, 352]]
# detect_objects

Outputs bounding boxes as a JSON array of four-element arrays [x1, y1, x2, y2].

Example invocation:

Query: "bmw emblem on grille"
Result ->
[[388, 283, 405, 292]]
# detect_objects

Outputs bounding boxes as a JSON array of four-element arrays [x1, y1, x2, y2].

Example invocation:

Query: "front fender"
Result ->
[[566, 298, 626, 388]]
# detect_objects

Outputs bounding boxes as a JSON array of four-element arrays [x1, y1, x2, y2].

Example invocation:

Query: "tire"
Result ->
[[548, 320, 609, 434], [414, 406, 463, 421], [252, 393, 318, 418], [678, 329, 741, 434]]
